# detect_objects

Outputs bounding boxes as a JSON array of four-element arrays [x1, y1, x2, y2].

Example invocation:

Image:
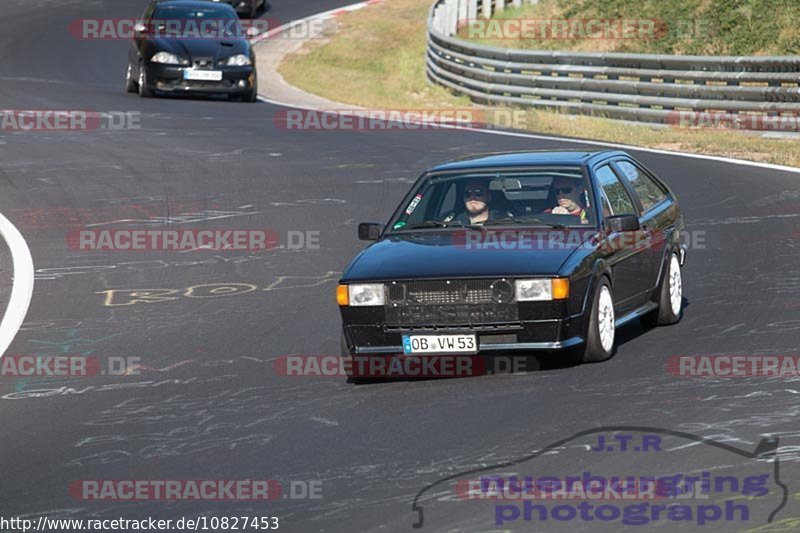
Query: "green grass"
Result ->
[[461, 0, 800, 55], [279, 0, 469, 109]]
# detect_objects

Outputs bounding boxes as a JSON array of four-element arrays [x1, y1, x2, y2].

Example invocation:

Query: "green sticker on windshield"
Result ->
[[393, 221, 407, 230]]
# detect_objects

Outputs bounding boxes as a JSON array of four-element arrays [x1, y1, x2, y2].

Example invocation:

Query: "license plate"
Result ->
[[402, 334, 477, 355], [183, 69, 223, 81]]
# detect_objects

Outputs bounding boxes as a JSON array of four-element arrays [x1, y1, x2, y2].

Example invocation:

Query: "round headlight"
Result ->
[[490, 279, 514, 303]]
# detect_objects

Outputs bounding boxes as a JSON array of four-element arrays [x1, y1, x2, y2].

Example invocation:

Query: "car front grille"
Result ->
[[193, 57, 214, 69], [156, 80, 234, 90], [385, 279, 518, 327]]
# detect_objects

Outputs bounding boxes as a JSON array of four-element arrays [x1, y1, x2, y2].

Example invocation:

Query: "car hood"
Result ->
[[151, 38, 249, 62], [342, 229, 597, 281]]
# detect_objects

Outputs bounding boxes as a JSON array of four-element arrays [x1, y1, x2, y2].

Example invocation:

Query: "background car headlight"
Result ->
[[515, 278, 569, 301], [150, 52, 181, 65], [224, 54, 252, 66], [348, 284, 385, 306]]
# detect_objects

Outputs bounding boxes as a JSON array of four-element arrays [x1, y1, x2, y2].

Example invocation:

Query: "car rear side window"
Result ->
[[595, 165, 636, 216], [615, 160, 667, 212]]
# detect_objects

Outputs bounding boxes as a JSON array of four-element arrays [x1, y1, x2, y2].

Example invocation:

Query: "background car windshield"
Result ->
[[151, 6, 241, 37], [153, 6, 238, 21], [390, 168, 595, 230]]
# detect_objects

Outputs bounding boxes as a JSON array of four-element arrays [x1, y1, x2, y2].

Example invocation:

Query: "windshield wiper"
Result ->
[[482, 216, 567, 229], [400, 220, 484, 230], [403, 221, 459, 229]]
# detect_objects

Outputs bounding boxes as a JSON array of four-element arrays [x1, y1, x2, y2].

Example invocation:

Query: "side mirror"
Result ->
[[605, 214, 640, 233], [358, 222, 381, 241], [133, 23, 148, 34]]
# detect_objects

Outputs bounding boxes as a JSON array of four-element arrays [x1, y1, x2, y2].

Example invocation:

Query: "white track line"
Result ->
[[0, 212, 33, 359], [257, 1, 800, 176], [249, 0, 379, 45]]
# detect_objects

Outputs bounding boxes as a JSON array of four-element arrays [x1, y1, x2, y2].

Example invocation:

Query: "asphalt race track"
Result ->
[[2, 1, 800, 531]]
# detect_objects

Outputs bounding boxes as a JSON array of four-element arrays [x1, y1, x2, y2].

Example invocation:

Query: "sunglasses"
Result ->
[[463, 188, 487, 199], [554, 186, 575, 194]]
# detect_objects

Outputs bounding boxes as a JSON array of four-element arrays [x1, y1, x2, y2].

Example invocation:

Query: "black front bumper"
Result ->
[[341, 299, 588, 355], [144, 64, 255, 95]]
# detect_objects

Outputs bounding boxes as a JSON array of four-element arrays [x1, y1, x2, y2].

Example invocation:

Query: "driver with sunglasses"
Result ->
[[445, 179, 508, 225], [545, 177, 588, 223]]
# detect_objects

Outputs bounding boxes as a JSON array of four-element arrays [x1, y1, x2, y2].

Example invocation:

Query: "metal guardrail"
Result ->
[[427, 0, 800, 125]]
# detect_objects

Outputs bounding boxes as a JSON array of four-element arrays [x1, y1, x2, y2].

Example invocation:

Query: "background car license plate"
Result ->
[[402, 334, 477, 354], [184, 70, 223, 81]]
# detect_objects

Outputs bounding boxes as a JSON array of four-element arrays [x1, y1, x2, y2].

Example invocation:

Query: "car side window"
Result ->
[[595, 165, 637, 216], [615, 160, 667, 212], [599, 187, 614, 217]]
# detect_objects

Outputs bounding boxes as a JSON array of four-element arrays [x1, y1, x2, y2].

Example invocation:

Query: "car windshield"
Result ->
[[388, 168, 596, 231], [151, 6, 241, 37], [153, 6, 237, 20]]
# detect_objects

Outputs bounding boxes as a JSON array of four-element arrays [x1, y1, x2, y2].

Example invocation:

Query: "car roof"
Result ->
[[427, 150, 629, 172]]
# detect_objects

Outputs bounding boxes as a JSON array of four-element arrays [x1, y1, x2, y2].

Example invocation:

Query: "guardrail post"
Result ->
[[458, 0, 468, 33], [436, 0, 445, 34], [446, 0, 458, 36], [467, 0, 477, 21]]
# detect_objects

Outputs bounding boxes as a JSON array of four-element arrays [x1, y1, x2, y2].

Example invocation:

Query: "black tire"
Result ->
[[125, 62, 137, 93], [579, 278, 616, 363], [138, 63, 153, 97], [642, 252, 683, 327], [242, 75, 258, 102]]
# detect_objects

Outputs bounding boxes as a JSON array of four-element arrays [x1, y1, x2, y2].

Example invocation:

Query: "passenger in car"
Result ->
[[544, 177, 588, 223]]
